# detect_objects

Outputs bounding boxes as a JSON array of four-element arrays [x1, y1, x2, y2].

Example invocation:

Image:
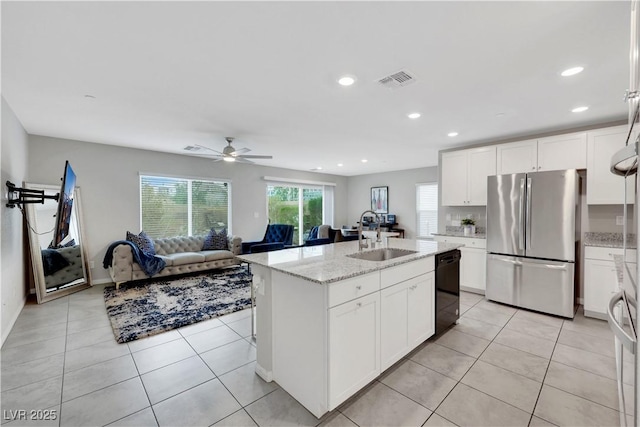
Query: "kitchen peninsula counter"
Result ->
[[237, 238, 461, 284], [238, 239, 461, 419]]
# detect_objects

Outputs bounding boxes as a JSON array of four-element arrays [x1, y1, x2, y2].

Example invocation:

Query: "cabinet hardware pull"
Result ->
[[355, 285, 362, 290], [356, 302, 362, 308]]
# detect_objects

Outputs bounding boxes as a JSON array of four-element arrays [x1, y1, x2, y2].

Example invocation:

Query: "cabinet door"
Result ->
[[460, 247, 486, 293], [496, 139, 537, 174], [441, 151, 469, 206], [380, 280, 410, 370], [380, 274, 435, 371], [537, 132, 587, 171], [328, 292, 380, 409], [584, 259, 618, 319], [467, 146, 497, 205], [587, 126, 635, 204], [407, 272, 435, 348]]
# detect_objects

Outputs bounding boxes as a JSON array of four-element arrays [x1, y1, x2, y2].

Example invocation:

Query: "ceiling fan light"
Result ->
[[223, 156, 236, 162]]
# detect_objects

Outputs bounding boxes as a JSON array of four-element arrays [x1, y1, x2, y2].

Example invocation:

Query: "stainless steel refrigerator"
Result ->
[[606, 3, 639, 425], [485, 169, 579, 318]]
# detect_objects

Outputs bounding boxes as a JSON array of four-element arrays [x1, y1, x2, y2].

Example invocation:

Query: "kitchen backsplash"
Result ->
[[445, 225, 486, 234], [584, 232, 637, 248]]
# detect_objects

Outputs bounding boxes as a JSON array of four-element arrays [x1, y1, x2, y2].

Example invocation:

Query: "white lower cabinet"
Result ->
[[269, 258, 435, 418], [583, 247, 637, 320], [460, 247, 486, 293], [328, 292, 380, 408], [380, 273, 435, 371], [434, 236, 486, 294]]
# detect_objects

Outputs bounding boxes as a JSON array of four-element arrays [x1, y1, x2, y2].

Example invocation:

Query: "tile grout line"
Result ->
[[56, 296, 71, 427]]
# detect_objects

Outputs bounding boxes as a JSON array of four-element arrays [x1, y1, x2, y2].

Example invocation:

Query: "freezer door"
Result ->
[[486, 173, 527, 257], [526, 170, 577, 261], [486, 254, 575, 318]]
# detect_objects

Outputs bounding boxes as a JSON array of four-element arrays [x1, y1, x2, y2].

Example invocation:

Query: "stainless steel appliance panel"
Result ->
[[486, 254, 575, 318], [526, 170, 577, 262], [486, 173, 527, 257]]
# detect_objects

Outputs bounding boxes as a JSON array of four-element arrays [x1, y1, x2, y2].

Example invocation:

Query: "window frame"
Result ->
[[416, 182, 438, 240], [139, 172, 232, 238]]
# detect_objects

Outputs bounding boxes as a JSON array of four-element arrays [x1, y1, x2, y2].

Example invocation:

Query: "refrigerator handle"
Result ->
[[526, 178, 532, 251], [607, 290, 637, 354], [518, 178, 525, 251]]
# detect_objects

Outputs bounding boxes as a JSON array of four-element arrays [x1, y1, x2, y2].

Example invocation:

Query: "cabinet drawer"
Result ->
[[380, 257, 433, 289], [328, 272, 380, 308], [584, 246, 636, 261]]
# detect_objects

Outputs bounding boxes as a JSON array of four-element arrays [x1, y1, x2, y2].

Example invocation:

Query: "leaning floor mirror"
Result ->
[[24, 183, 92, 303]]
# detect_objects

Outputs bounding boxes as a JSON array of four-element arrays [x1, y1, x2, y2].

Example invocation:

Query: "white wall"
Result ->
[[28, 135, 349, 283], [346, 167, 438, 239], [1, 97, 29, 344]]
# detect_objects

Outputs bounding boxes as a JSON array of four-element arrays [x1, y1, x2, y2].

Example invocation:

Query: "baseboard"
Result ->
[[255, 363, 273, 382], [460, 285, 485, 296], [1, 295, 27, 346], [577, 297, 584, 305]]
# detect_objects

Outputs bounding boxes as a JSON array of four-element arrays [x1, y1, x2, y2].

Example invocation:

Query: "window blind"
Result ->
[[140, 175, 230, 239], [416, 183, 438, 238]]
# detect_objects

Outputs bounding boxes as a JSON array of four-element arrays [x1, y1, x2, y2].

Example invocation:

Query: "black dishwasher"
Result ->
[[435, 249, 461, 335]]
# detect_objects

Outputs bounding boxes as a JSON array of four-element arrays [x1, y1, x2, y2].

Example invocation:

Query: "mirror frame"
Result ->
[[24, 182, 92, 303]]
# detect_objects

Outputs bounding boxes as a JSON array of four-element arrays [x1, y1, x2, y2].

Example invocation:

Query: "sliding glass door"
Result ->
[[267, 185, 323, 245]]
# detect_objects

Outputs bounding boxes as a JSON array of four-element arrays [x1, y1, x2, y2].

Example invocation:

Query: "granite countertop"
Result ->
[[584, 232, 637, 249], [237, 239, 461, 285], [432, 232, 486, 239]]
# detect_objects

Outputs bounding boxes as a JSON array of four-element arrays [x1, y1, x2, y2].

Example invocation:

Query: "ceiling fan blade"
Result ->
[[231, 147, 251, 155], [234, 157, 255, 164], [237, 154, 273, 159], [194, 144, 224, 155]]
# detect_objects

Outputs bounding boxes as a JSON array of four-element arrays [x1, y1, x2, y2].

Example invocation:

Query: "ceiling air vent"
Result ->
[[184, 146, 201, 151], [377, 70, 417, 89]]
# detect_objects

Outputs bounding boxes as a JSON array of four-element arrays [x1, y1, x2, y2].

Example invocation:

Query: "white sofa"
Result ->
[[108, 235, 242, 288]]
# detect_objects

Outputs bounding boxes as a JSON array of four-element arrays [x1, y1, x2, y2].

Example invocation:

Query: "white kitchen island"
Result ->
[[237, 239, 461, 418]]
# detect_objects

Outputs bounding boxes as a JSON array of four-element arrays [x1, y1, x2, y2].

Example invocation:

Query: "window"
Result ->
[[416, 183, 438, 238], [140, 175, 231, 238]]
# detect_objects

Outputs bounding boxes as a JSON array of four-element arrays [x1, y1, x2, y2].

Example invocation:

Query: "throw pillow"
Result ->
[[126, 231, 156, 255], [41, 249, 70, 276], [202, 228, 228, 250]]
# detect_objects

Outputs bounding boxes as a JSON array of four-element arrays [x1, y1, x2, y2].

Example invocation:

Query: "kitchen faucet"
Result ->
[[358, 210, 382, 250]]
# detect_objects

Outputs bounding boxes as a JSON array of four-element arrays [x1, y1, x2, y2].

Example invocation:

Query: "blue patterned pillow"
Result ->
[[126, 231, 156, 255], [202, 228, 228, 250]]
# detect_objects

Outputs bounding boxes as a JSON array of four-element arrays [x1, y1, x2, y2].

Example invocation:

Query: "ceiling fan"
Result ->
[[187, 137, 273, 164]]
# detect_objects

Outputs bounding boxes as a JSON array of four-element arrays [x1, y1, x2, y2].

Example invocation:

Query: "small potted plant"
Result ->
[[461, 218, 476, 236]]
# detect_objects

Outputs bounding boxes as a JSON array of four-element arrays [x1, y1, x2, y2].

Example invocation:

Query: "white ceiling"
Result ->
[[2, 1, 631, 176]]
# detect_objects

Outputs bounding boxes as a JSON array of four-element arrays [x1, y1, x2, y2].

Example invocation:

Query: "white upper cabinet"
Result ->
[[537, 132, 587, 171], [441, 150, 469, 206], [496, 133, 586, 175], [587, 125, 635, 204], [441, 146, 496, 206], [496, 139, 537, 174]]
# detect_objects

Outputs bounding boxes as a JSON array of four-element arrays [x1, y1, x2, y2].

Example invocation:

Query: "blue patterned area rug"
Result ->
[[104, 266, 252, 343]]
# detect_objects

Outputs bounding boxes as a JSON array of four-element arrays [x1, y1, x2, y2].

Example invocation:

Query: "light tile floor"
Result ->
[[0, 286, 631, 427]]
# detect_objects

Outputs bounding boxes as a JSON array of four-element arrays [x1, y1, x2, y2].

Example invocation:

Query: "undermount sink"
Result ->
[[346, 248, 418, 262]]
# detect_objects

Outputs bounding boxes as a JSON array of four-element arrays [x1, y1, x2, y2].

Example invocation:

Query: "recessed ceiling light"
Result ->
[[407, 112, 421, 119], [84, 94, 96, 99], [447, 132, 459, 137], [316, 166, 323, 170], [571, 106, 589, 113], [495, 112, 505, 117], [361, 159, 368, 163], [337, 163, 344, 167], [561, 67, 584, 77], [338, 75, 356, 86]]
